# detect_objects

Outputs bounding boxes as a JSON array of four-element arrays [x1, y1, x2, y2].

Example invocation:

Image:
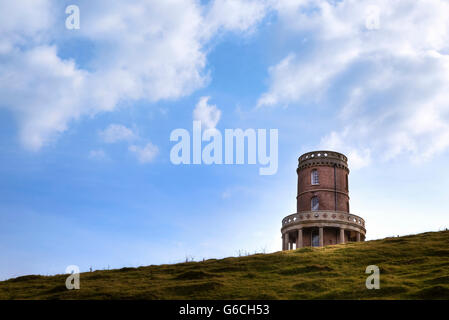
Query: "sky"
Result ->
[[1, 0, 449, 280]]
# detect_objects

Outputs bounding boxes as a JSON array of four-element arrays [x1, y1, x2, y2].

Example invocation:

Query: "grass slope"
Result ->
[[1, 230, 449, 299]]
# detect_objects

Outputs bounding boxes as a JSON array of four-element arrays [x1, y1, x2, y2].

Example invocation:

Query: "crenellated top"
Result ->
[[297, 150, 349, 172]]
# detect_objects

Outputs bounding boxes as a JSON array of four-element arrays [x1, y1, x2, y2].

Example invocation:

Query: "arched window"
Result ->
[[345, 174, 349, 190], [311, 196, 319, 211], [311, 169, 319, 185]]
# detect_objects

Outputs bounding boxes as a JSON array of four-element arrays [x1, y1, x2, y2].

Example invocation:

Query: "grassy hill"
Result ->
[[1, 230, 449, 299]]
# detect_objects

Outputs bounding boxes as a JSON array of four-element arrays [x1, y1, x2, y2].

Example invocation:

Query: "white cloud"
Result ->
[[193, 96, 221, 129], [319, 130, 372, 170], [129, 142, 159, 164], [99, 124, 136, 143], [88, 149, 108, 161], [0, 0, 54, 53], [205, 0, 269, 34], [0, 0, 268, 150], [0, 45, 88, 150], [259, 0, 449, 164]]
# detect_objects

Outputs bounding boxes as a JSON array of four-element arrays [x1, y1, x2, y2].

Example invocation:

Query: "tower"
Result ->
[[281, 151, 366, 250]]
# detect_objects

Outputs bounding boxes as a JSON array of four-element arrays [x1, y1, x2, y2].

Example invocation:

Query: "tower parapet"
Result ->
[[297, 150, 349, 171]]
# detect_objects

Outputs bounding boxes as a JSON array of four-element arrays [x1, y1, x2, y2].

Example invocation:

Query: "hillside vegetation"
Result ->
[[1, 230, 449, 299]]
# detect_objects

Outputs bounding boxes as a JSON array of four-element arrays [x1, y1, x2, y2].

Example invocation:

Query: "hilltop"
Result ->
[[1, 230, 449, 299]]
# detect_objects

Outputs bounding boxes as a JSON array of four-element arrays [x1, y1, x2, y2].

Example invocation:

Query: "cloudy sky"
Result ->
[[1, 0, 449, 280]]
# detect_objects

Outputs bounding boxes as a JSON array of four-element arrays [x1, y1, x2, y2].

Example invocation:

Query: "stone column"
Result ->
[[285, 232, 290, 251], [282, 234, 285, 250], [319, 227, 324, 247], [340, 228, 345, 244], [356, 232, 361, 242], [296, 229, 303, 249]]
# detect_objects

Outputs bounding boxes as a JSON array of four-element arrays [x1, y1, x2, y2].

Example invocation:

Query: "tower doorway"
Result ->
[[311, 229, 320, 247]]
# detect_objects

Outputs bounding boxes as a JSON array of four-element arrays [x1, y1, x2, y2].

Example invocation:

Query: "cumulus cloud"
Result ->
[[258, 0, 449, 164], [319, 130, 372, 170], [205, 0, 269, 34], [0, 45, 88, 150], [193, 96, 221, 129], [129, 143, 159, 164], [99, 124, 136, 143], [0, 0, 268, 150]]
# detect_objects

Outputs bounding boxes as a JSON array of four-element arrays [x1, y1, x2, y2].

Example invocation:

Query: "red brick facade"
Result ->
[[281, 151, 366, 250], [296, 165, 349, 212]]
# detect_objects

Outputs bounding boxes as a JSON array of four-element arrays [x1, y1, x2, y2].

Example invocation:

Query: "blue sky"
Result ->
[[1, 0, 449, 280]]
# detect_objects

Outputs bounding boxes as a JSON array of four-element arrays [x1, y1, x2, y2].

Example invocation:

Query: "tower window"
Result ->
[[311, 169, 319, 185], [345, 174, 348, 190], [311, 196, 319, 211]]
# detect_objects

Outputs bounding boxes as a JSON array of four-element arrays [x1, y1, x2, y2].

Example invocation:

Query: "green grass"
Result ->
[[1, 230, 449, 299]]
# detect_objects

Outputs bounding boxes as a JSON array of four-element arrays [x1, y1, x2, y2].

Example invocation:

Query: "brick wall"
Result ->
[[296, 165, 350, 212]]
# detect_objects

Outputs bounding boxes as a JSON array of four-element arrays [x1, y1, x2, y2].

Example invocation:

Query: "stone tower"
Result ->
[[281, 151, 366, 250]]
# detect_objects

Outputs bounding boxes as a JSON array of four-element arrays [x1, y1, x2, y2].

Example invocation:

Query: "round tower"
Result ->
[[281, 151, 366, 250]]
